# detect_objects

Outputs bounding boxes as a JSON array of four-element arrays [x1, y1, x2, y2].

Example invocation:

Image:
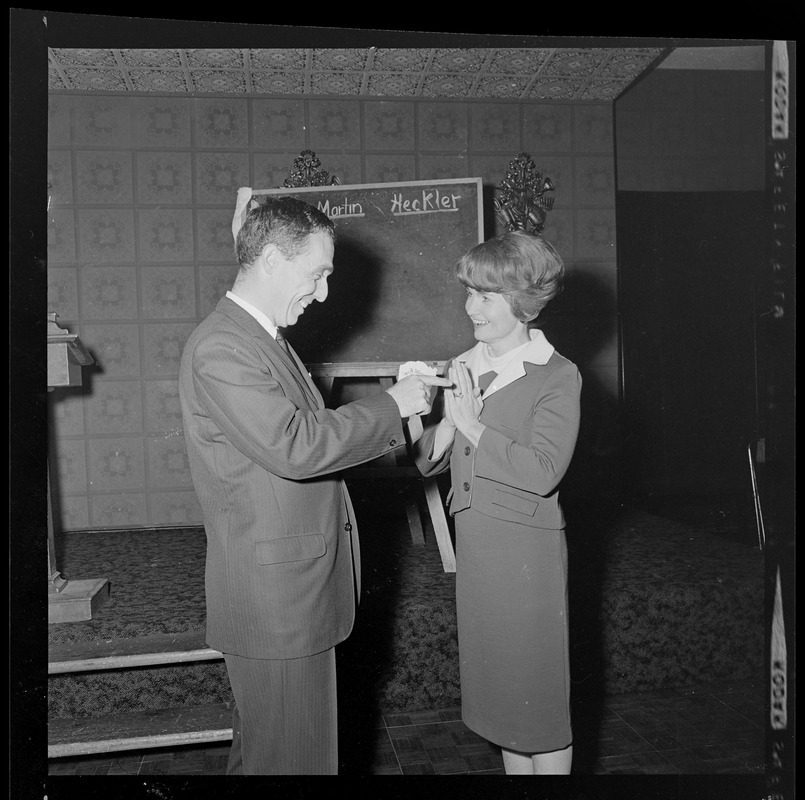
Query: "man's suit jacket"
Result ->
[[415, 335, 581, 531], [179, 297, 404, 660]]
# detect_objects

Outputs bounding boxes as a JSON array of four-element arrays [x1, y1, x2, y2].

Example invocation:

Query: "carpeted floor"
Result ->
[[49, 479, 455, 644], [48, 480, 765, 719]]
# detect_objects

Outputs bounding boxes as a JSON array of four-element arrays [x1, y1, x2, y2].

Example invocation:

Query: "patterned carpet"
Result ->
[[48, 479, 455, 643], [48, 481, 765, 718]]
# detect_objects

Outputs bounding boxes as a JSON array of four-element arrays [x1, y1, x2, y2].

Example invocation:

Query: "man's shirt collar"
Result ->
[[226, 291, 279, 339]]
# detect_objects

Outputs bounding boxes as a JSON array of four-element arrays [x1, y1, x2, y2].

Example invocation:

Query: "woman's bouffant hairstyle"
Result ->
[[456, 230, 564, 325], [235, 196, 335, 267]]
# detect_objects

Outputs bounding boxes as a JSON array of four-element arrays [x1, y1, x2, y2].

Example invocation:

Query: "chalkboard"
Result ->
[[252, 178, 483, 364]]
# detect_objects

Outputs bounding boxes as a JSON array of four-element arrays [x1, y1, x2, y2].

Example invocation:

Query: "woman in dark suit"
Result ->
[[415, 230, 581, 774]]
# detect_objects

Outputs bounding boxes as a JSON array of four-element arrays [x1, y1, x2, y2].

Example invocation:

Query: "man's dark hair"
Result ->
[[235, 196, 335, 266]]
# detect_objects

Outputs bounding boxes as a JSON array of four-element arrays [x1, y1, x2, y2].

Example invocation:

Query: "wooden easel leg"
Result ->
[[404, 488, 426, 546], [315, 370, 456, 571], [423, 477, 456, 573]]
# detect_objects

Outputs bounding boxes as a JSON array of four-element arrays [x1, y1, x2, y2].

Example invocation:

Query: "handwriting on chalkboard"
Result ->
[[318, 197, 365, 219], [250, 178, 483, 363], [391, 189, 461, 216], [316, 188, 463, 220]]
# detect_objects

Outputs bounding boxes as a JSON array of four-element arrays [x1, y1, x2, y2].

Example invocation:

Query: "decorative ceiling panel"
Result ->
[[48, 47, 667, 101]]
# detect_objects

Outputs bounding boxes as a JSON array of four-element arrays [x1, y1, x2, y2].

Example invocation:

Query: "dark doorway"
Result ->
[[617, 190, 768, 530]]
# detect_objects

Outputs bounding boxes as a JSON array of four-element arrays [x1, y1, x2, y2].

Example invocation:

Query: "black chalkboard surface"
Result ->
[[253, 178, 484, 365]]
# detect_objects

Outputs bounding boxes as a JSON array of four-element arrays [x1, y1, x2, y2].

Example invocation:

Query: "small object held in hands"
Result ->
[[397, 360, 438, 381]]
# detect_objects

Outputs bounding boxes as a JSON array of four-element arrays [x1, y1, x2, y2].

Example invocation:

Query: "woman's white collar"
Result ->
[[456, 329, 554, 398]]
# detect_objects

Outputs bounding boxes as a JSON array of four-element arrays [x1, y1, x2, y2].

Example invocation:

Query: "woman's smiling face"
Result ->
[[464, 286, 529, 355]]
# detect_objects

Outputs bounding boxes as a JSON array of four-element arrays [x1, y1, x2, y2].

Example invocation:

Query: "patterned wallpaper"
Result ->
[[47, 93, 619, 531]]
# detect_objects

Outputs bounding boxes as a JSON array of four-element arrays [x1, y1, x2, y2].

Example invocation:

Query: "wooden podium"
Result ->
[[47, 313, 110, 623]]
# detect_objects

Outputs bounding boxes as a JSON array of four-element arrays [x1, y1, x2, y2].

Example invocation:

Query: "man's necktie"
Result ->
[[275, 330, 294, 360], [276, 330, 320, 407]]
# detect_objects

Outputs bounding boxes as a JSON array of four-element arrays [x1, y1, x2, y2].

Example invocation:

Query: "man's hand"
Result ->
[[386, 374, 452, 418]]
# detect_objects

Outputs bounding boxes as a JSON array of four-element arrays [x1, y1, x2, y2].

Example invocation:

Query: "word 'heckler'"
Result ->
[[391, 189, 462, 215]]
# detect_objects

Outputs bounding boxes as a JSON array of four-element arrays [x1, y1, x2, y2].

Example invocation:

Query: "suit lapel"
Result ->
[[283, 339, 325, 409], [215, 297, 324, 410], [457, 330, 555, 400]]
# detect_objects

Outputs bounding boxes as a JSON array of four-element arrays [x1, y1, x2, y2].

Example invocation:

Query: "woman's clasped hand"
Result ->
[[444, 361, 484, 446]]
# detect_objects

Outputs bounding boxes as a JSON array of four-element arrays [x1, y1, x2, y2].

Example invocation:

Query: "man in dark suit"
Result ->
[[179, 195, 449, 775]]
